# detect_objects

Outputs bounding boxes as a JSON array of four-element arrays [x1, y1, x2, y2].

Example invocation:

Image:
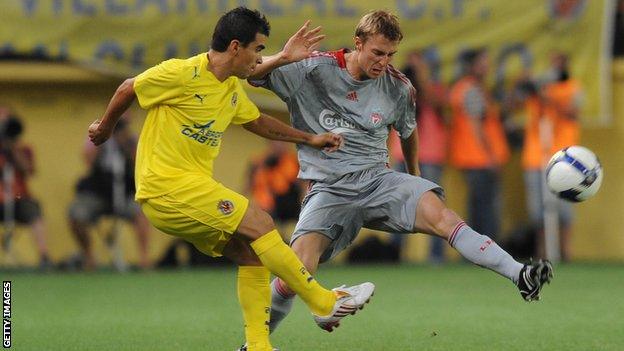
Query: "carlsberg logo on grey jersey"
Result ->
[[319, 109, 364, 134]]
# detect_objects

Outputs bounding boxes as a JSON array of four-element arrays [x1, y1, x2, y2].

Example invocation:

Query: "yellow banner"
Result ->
[[0, 0, 614, 124]]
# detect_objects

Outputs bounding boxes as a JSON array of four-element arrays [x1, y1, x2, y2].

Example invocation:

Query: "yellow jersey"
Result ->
[[133, 53, 260, 200]]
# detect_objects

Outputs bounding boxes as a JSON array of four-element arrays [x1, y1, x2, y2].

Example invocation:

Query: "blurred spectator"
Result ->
[[0, 107, 51, 269], [398, 50, 450, 263], [449, 49, 510, 239], [68, 118, 150, 270], [522, 53, 583, 262], [498, 69, 535, 151], [246, 140, 302, 231], [614, 0, 624, 57]]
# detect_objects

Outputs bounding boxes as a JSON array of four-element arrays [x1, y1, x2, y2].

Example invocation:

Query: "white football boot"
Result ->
[[313, 282, 375, 332]]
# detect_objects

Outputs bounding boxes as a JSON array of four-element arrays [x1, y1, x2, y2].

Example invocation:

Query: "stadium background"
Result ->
[[0, 0, 622, 266]]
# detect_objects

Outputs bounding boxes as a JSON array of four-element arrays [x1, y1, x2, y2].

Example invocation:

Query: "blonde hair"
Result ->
[[355, 10, 403, 42]]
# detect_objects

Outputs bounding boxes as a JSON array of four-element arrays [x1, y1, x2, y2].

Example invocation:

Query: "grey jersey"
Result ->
[[250, 49, 417, 182]]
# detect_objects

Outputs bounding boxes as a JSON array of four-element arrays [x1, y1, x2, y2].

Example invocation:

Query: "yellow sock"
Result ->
[[238, 266, 273, 351], [250, 230, 335, 316]]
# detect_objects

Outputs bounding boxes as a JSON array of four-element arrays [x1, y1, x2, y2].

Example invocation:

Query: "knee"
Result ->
[[222, 237, 263, 266], [235, 251, 263, 266], [291, 239, 310, 263], [253, 208, 275, 236], [434, 208, 463, 238], [290, 235, 324, 273], [238, 204, 275, 240], [417, 192, 463, 238]]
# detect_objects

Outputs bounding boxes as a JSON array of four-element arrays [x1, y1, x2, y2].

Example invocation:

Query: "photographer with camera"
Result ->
[[0, 106, 51, 269], [68, 116, 151, 271]]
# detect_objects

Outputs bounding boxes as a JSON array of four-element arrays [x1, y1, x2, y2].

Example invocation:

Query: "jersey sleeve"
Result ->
[[392, 85, 418, 139], [231, 82, 261, 125], [249, 60, 311, 101], [133, 59, 185, 109]]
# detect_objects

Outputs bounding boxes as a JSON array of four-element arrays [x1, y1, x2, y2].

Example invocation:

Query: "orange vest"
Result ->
[[250, 152, 299, 212], [522, 80, 581, 170], [449, 77, 509, 169], [546, 80, 581, 151]]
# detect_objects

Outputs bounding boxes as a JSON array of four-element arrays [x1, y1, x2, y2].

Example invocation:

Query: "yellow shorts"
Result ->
[[140, 179, 249, 257]]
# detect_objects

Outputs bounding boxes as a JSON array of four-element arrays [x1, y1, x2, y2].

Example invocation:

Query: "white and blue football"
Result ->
[[546, 146, 603, 202]]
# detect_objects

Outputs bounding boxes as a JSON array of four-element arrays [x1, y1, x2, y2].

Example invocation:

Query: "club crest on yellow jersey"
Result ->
[[217, 200, 234, 215]]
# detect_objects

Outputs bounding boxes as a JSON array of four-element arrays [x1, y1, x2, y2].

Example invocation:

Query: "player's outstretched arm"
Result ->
[[88, 78, 136, 146], [248, 20, 325, 80], [242, 113, 342, 152]]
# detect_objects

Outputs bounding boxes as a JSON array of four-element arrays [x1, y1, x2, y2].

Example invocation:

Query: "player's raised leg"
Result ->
[[236, 204, 375, 329], [268, 232, 329, 332], [414, 191, 553, 301], [267, 232, 374, 333], [236, 205, 334, 315]]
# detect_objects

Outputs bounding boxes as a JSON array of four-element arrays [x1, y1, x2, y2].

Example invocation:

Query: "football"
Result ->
[[546, 145, 603, 202]]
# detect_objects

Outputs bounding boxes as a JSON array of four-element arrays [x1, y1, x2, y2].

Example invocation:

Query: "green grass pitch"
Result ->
[[7, 263, 624, 350]]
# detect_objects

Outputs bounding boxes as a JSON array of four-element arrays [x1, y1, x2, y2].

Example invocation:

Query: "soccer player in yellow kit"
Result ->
[[87, 7, 374, 351]]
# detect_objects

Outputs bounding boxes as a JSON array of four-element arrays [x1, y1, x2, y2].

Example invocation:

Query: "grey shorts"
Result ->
[[292, 166, 443, 262], [68, 192, 140, 224]]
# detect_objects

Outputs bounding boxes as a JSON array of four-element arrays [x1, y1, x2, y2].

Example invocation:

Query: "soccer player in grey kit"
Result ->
[[250, 11, 554, 333]]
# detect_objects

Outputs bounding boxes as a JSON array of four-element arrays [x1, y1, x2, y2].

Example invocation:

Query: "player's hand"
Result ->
[[281, 20, 325, 63], [88, 119, 113, 146], [307, 133, 343, 152]]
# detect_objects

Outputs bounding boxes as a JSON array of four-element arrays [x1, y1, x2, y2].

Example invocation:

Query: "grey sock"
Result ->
[[449, 222, 523, 284], [269, 278, 295, 333]]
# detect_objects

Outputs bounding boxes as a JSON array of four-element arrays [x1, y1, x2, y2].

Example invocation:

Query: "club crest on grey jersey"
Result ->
[[370, 109, 384, 126]]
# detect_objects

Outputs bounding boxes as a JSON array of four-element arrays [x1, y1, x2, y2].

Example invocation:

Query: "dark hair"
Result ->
[[211, 7, 270, 52]]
